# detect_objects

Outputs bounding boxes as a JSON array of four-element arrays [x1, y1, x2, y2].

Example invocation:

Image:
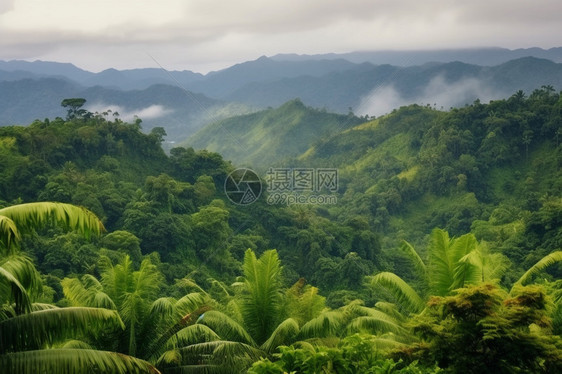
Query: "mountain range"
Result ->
[[1, 47, 562, 143]]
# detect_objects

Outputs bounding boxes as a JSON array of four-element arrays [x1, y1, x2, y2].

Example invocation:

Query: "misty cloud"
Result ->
[[85, 103, 173, 122], [357, 75, 502, 117], [356, 86, 409, 117], [0, 0, 15, 14], [0, 1, 560, 73]]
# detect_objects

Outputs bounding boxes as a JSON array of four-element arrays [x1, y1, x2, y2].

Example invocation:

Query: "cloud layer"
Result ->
[[1, 0, 561, 72]]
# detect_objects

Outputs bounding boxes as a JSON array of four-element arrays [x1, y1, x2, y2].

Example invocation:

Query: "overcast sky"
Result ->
[[1, 0, 561, 73]]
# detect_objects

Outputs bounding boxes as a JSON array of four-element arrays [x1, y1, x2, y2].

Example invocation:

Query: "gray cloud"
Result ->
[[0, 0, 15, 14], [0, 0, 561, 72]]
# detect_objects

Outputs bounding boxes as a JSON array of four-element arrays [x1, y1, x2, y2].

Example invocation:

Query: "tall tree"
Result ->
[[0, 202, 158, 373]]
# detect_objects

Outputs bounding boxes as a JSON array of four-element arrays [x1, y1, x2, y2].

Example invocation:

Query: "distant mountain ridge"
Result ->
[[1, 47, 562, 143], [0, 77, 244, 142], [222, 57, 562, 114], [271, 47, 562, 66]]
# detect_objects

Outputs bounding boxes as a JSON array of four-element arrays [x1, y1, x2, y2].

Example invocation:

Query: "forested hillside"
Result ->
[[0, 87, 561, 373], [187, 98, 363, 167]]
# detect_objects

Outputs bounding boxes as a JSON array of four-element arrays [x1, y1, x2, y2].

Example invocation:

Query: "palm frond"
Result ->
[[0, 265, 31, 314], [169, 324, 221, 348], [0, 202, 104, 244], [0, 255, 42, 300], [175, 278, 209, 296], [177, 340, 264, 366], [372, 336, 409, 350], [368, 272, 425, 314], [134, 258, 163, 300], [30, 303, 59, 312], [373, 302, 407, 322], [149, 297, 175, 320], [143, 306, 210, 362], [61, 276, 115, 309], [428, 228, 454, 296], [346, 305, 408, 335], [172, 293, 207, 319], [197, 310, 256, 346], [455, 249, 483, 289], [260, 317, 299, 354], [0, 215, 20, 252], [241, 249, 283, 345], [298, 310, 344, 339], [482, 251, 510, 283], [449, 233, 479, 290], [0, 307, 124, 352], [398, 240, 427, 278], [513, 251, 562, 288], [0, 348, 159, 374], [346, 314, 407, 336], [59, 340, 93, 349]]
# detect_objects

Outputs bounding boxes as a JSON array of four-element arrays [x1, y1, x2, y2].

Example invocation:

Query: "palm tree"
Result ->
[[370, 228, 562, 314], [368, 228, 509, 315], [168, 249, 405, 373], [62, 254, 211, 368], [0, 201, 159, 373], [171, 249, 295, 372]]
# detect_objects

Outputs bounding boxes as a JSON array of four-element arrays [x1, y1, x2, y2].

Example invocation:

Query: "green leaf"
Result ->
[[0, 202, 104, 248], [0, 307, 124, 353], [169, 324, 221, 348], [398, 240, 427, 278], [0, 265, 31, 315], [61, 275, 115, 310], [449, 233, 479, 290], [428, 228, 454, 296], [514, 251, 562, 288], [198, 310, 256, 346], [368, 272, 425, 314], [0, 255, 42, 300], [260, 317, 299, 353], [0, 215, 20, 252], [298, 310, 344, 339], [241, 249, 283, 345], [346, 308, 408, 336], [177, 340, 264, 369], [0, 348, 159, 374]]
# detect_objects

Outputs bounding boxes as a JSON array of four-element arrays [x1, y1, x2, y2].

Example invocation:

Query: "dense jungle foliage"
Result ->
[[0, 86, 561, 373]]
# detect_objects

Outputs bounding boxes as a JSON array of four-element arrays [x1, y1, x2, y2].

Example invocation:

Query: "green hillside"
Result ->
[[294, 88, 561, 263], [1, 88, 562, 373], [186, 98, 363, 168]]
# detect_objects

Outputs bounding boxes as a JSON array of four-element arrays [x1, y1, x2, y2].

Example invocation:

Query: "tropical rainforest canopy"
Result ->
[[0, 86, 561, 373]]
